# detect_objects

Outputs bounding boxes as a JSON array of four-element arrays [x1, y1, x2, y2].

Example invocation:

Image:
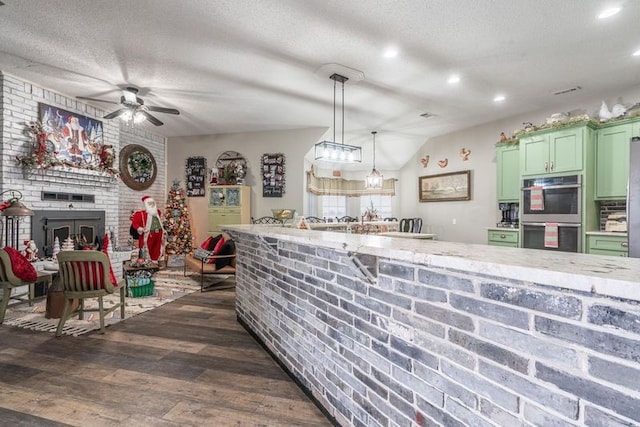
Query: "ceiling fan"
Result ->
[[77, 87, 180, 126]]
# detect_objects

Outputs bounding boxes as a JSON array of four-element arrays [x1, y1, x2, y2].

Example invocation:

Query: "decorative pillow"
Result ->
[[199, 236, 213, 250], [193, 247, 212, 261], [215, 240, 235, 269], [3, 247, 37, 282], [208, 234, 223, 251], [213, 237, 226, 254], [101, 233, 119, 286]]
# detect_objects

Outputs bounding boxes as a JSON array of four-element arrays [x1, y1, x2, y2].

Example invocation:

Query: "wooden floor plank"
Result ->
[[0, 283, 333, 427]]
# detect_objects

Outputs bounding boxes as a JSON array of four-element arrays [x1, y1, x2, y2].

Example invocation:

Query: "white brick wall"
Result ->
[[1, 72, 166, 252]]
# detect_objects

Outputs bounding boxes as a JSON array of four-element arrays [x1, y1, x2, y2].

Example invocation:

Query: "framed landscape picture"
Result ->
[[419, 170, 471, 202]]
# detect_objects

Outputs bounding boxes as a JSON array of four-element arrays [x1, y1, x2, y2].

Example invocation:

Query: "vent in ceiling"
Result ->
[[552, 86, 582, 96], [41, 191, 95, 203]]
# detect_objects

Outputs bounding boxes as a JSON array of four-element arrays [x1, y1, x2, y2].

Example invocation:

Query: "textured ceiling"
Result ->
[[1, 0, 639, 171]]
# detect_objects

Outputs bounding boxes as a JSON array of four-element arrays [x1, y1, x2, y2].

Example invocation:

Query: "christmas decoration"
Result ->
[[52, 236, 60, 260], [163, 178, 193, 257]]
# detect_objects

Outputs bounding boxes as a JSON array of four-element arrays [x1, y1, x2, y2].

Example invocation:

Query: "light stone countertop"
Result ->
[[486, 227, 519, 231], [225, 224, 640, 302]]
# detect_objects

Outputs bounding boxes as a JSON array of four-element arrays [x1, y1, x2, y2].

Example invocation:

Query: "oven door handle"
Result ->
[[522, 184, 581, 191], [521, 222, 582, 227]]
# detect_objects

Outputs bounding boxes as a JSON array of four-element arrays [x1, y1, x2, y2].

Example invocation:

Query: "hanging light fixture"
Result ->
[[365, 131, 383, 189], [314, 73, 362, 163]]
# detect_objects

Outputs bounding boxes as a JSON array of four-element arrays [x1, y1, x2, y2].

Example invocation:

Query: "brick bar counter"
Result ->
[[224, 225, 640, 427]]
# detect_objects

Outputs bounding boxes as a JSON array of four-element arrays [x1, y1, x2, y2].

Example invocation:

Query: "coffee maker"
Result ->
[[497, 202, 519, 228]]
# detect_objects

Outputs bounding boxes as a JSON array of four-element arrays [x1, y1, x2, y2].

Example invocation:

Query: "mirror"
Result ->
[[119, 144, 157, 190]]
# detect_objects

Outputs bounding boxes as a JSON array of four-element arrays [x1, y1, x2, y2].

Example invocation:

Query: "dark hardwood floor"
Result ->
[[0, 278, 333, 427]]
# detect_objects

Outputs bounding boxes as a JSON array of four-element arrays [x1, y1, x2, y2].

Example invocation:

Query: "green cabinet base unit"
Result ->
[[586, 233, 628, 257], [488, 229, 519, 248]]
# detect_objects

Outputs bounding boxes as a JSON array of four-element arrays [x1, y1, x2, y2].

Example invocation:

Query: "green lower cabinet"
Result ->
[[488, 229, 519, 248], [586, 234, 628, 257]]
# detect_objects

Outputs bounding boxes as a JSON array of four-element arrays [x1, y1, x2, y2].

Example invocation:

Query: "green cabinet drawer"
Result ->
[[488, 230, 519, 247], [586, 234, 628, 257]]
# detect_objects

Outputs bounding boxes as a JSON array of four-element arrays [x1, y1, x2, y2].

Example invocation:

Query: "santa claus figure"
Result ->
[[130, 195, 165, 262], [62, 115, 88, 158]]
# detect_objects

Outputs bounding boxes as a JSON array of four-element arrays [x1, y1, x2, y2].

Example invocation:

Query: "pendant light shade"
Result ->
[[314, 73, 362, 163], [365, 131, 383, 189]]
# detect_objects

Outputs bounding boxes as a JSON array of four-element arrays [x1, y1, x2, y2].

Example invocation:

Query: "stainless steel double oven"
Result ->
[[521, 175, 582, 252]]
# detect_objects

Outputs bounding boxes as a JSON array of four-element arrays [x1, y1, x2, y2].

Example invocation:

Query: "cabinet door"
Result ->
[[550, 128, 583, 173], [520, 134, 549, 176], [595, 123, 632, 199], [497, 145, 520, 202]]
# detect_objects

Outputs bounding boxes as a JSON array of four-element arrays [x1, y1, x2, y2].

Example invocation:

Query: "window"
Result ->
[[321, 195, 346, 219], [360, 195, 393, 219]]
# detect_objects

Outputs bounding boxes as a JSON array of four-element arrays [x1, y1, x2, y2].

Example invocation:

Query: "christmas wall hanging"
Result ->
[[261, 153, 285, 197], [185, 156, 207, 197]]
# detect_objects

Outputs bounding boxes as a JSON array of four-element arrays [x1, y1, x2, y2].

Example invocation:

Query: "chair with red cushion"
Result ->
[[56, 251, 125, 337], [0, 247, 49, 325]]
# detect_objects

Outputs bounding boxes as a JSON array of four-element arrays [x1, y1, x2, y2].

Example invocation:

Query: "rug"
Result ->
[[2, 271, 228, 337]]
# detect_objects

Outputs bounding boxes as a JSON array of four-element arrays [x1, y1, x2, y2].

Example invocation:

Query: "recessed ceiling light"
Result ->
[[597, 7, 621, 19], [447, 75, 461, 84], [383, 47, 398, 59], [493, 95, 506, 102], [633, 49, 640, 57]]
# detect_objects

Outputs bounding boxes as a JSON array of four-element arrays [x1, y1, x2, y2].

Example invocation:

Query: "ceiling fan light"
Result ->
[[119, 110, 133, 121], [133, 111, 146, 124]]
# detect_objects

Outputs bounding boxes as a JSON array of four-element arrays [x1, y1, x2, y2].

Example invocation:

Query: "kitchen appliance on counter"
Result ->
[[629, 137, 640, 258], [497, 202, 519, 228], [605, 212, 628, 232], [521, 175, 582, 252]]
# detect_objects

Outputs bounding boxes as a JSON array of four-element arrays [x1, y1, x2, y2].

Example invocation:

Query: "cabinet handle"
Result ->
[[544, 162, 548, 171], [500, 234, 506, 239], [550, 161, 554, 171], [621, 242, 629, 248]]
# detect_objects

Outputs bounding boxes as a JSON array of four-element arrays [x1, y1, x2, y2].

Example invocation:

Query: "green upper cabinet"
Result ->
[[496, 144, 520, 202], [520, 125, 587, 177], [595, 117, 640, 200]]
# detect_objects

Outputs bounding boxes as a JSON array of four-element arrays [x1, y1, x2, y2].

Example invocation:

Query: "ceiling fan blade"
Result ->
[[139, 111, 164, 126], [146, 105, 180, 115], [104, 108, 129, 119], [76, 96, 119, 105]]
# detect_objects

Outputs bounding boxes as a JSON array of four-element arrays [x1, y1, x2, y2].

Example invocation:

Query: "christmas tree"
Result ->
[[163, 178, 193, 256]]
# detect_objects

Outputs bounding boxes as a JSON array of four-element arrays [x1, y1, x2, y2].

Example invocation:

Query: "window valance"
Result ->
[[306, 170, 395, 196]]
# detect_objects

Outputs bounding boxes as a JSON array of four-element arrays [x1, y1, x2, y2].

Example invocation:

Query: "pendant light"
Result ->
[[314, 73, 362, 163], [365, 131, 383, 189]]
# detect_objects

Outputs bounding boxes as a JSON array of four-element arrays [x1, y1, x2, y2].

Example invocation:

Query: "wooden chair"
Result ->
[[184, 247, 237, 291], [412, 217, 423, 233], [251, 216, 284, 225], [0, 248, 52, 324], [304, 216, 326, 223], [383, 217, 398, 222], [55, 251, 125, 337], [336, 216, 358, 223]]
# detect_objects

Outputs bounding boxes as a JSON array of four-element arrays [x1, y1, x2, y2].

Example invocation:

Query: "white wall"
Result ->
[[400, 88, 640, 243], [167, 127, 327, 244]]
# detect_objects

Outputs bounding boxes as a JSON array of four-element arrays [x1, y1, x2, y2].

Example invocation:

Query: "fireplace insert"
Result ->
[[31, 210, 105, 257]]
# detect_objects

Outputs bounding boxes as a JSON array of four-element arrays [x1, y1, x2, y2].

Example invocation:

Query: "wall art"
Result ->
[[419, 170, 471, 202], [119, 144, 157, 191], [185, 156, 206, 197], [261, 153, 285, 197], [38, 103, 105, 168]]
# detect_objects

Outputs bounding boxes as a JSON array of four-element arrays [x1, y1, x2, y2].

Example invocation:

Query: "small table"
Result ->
[[123, 261, 160, 297], [10, 270, 54, 306], [378, 232, 437, 239]]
